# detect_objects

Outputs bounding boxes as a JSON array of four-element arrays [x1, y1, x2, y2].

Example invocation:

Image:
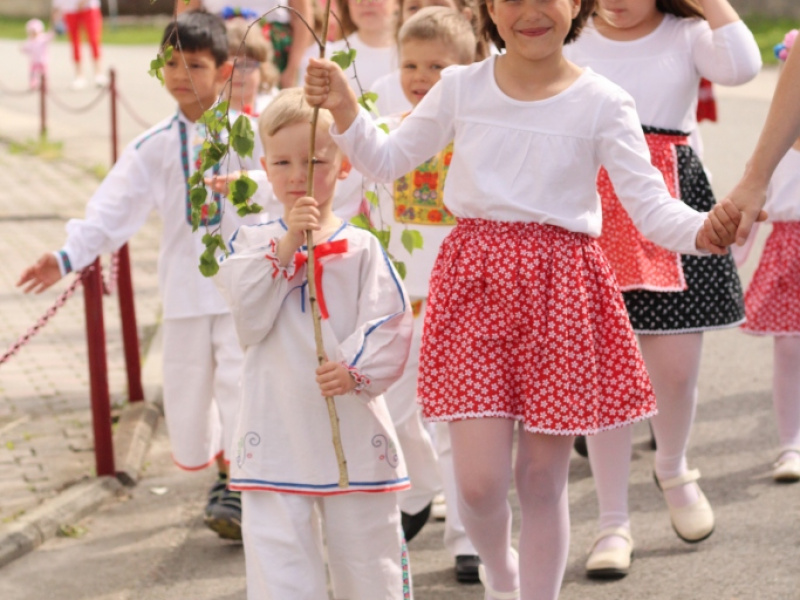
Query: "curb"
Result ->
[[0, 477, 122, 568], [0, 326, 164, 569]]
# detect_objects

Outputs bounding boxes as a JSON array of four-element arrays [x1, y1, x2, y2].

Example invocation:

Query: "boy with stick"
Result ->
[[213, 87, 414, 599]]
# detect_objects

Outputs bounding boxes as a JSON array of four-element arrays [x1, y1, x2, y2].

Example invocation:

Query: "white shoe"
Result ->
[[70, 77, 87, 90], [773, 449, 800, 483], [478, 547, 519, 600], [655, 469, 715, 543], [431, 493, 446, 521], [585, 527, 633, 579]]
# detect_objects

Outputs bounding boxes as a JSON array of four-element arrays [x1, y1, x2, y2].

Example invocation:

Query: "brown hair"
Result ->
[[335, 0, 359, 38], [399, 6, 477, 64], [397, 0, 488, 60], [225, 18, 279, 90], [656, 0, 704, 19], [595, 1, 704, 23], [480, 0, 596, 50]]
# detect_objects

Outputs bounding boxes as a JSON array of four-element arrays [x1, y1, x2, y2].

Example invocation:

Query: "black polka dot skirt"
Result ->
[[622, 126, 745, 334]]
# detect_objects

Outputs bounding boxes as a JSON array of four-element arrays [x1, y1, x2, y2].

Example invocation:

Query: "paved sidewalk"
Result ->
[[0, 34, 797, 599]]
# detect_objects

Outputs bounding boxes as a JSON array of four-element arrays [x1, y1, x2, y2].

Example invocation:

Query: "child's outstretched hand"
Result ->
[[304, 58, 359, 130], [17, 253, 62, 294], [703, 199, 742, 248], [205, 171, 242, 196], [316, 360, 356, 397]]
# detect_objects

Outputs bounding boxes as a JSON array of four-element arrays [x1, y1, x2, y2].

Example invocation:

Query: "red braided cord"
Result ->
[[0, 263, 99, 367]]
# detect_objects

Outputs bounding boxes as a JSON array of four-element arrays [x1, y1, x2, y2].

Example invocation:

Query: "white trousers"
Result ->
[[383, 301, 442, 515], [242, 491, 411, 600], [161, 314, 243, 469]]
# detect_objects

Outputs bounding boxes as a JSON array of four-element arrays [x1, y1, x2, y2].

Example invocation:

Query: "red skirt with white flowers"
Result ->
[[417, 219, 658, 435], [742, 222, 800, 336]]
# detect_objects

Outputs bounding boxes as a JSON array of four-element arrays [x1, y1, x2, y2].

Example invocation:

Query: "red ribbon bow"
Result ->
[[294, 239, 349, 320]]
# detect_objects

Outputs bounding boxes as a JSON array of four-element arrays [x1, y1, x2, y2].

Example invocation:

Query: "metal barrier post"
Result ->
[[110, 68, 145, 402], [39, 73, 47, 139], [82, 259, 115, 477]]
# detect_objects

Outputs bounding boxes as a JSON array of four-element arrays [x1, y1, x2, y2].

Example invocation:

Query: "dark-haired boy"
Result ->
[[18, 10, 268, 540]]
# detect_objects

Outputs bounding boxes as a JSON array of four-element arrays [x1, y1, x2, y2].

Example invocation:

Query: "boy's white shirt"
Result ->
[[214, 219, 414, 493], [55, 109, 271, 320]]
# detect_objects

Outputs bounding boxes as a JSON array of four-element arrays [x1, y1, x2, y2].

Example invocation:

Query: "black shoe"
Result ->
[[204, 474, 242, 541], [454, 554, 481, 584], [574, 435, 588, 458], [401, 501, 432, 543]]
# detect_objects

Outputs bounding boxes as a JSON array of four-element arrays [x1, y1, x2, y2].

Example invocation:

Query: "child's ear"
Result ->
[[461, 7, 473, 22], [338, 156, 353, 180], [217, 60, 234, 84]]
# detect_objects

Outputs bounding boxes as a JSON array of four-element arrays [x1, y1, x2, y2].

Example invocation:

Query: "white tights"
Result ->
[[773, 336, 800, 455], [449, 418, 573, 600], [587, 332, 704, 550]]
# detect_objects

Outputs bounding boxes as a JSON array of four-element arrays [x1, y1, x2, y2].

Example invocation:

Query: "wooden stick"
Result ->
[[305, 0, 349, 489]]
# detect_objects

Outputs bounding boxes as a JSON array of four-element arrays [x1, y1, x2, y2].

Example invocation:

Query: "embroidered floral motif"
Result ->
[[236, 431, 261, 468], [264, 239, 302, 280], [179, 119, 222, 228], [401, 538, 411, 599], [393, 141, 456, 226], [345, 364, 370, 393], [372, 434, 399, 467]]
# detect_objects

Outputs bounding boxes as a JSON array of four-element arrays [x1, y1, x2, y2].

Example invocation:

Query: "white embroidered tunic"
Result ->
[[214, 219, 414, 494], [56, 109, 270, 320]]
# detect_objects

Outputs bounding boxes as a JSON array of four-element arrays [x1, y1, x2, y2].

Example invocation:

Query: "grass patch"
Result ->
[[8, 136, 63, 160], [742, 14, 798, 66], [0, 17, 165, 45]]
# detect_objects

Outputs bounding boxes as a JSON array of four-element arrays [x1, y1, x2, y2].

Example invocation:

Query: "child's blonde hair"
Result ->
[[398, 0, 487, 59], [399, 6, 476, 64], [259, 87, 335, 141], [226, 17, 279, 91]]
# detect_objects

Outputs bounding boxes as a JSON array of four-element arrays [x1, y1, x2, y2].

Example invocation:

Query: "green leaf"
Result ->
[[148, 54, 165, 85], [350, 213, 371, 231], [331, 48, 357, 70], [199, 248, 220, 277], [358, 91, 379, 113], [203, 140, 226, 163], [377, 123, 390, 134], [394, 260, 406, 281], [188, 171, 203, 186], [189, 186, 208, 208], [231, 172, 258, 206], [375, 228, 390, 249], [164, 45, 173, 61], [364, 190, 379, 208], [57, 524, 87, 538], [206, 201, 218, 220], [401, 229, 424, 254], [231, 115, 255, 158]]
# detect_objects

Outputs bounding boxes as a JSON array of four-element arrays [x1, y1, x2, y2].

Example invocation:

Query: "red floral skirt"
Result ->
[[742, 222, 800, 336], [418, 219, 657, 435]]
